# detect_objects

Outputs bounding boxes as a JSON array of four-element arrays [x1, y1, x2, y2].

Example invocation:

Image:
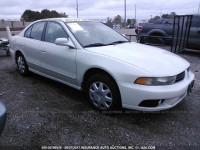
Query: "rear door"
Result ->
[[22, 21, 46, 70], [40, 21, 77, 85]]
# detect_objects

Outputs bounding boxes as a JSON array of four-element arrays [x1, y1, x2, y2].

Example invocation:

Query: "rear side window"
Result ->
[[191, 18, 197, 27], [45, 22, 69, 43], [30, 22, 46, 40], [24, 26, 32, 38], [191, 16, 200, 27]]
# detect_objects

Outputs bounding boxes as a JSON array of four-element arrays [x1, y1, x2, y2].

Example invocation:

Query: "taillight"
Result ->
[[137, 26, 143, 33]]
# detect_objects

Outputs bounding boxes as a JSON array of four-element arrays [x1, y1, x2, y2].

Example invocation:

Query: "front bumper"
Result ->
[[119, 71, 195, 111]]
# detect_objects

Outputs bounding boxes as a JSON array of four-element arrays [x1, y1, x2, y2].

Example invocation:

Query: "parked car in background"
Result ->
[[0, 38, 10, 56], [135, 21, 173, 45], [0, 100, 6, 136], [9, 18, 194, 111], [136, 14, 200, 50]]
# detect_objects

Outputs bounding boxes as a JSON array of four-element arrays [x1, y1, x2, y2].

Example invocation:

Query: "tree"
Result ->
[[60, 12, 67, 17], [161, 14, 170, 19], [21, 10, 41, 21], [113, 15, 122, 25], [21, 9, 68, 21], [41, 9, 51, 18], [169, 12, 177, 19], [161, 12, 176, 19], [148, 16, 160, 23], [105, 17, 113, 27], [127, 19, 136, 27], [141, 19, 147, 23]]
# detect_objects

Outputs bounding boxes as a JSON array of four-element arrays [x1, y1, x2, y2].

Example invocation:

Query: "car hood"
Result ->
[[85, 42, 190, 76]]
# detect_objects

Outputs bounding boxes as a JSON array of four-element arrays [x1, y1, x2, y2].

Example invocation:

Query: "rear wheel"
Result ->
[[147, 35, 165, 45], [139, 36, 145, 43], [85, 74, 121, 111], [16, 54, 29, 75], [149, 38, 164, 45]]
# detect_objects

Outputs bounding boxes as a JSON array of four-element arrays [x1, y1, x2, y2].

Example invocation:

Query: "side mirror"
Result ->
[[55, 38, 75, 49]]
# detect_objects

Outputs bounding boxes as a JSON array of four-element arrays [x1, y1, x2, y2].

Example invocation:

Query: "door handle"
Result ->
[[41, 50, 46, 53], [21, 44, 25, 47]]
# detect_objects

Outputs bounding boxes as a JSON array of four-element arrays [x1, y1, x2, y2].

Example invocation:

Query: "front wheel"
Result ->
[[85, 74, 121, 111], [16, 54, 29, 75]]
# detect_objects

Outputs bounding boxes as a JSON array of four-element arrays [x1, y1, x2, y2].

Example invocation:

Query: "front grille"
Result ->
[[175, 71, 185, 83]]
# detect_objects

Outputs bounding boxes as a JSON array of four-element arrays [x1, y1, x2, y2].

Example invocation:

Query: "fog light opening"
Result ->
[[158, 99, 165, 105], [139, 99, 165, 107]]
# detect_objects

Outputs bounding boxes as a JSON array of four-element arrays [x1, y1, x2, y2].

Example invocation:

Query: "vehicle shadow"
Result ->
[[17, 71, 190, 127], [100, 100, 189, 127], [28, 72, 91, 110]]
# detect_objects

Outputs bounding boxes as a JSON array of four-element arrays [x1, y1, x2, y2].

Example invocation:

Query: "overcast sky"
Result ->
[[0, 0, 200, 21]]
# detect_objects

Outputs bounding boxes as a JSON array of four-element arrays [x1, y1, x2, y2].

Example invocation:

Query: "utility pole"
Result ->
[[124, 0, 126, 28], [135, 4, 136, 21], [160, 9, 162, 18], [76, 0, 79, 18], [198, 3, 200, 14]]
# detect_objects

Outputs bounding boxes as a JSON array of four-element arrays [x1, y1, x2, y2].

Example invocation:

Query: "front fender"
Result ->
[[76, 50, 151, 87]]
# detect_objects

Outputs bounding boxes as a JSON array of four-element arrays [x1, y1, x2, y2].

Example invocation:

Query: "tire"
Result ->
[[139, 36, 145, 44], [16, 53, 29, 76], [147, 37, 165, 45], [85, 74, 121, 111]]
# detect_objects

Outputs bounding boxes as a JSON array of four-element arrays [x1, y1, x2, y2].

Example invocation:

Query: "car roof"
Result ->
[[39, 18, 97, 23]]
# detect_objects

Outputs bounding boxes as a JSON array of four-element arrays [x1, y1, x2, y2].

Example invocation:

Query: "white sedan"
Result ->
[[9, 18, 195, 111]]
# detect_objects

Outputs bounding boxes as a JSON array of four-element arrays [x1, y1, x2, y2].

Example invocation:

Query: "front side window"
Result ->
[[65, 22, 129, 47], [30, 22, 45, 40], [45, 22, 69, 43], [24, 26, 32, 38]]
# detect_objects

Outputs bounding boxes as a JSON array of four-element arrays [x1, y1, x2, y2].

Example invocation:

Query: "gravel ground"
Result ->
[[0, 46, 199, 150]]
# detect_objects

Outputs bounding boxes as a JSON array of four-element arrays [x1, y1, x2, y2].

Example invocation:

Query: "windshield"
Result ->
[[65, 22, 129, 47]]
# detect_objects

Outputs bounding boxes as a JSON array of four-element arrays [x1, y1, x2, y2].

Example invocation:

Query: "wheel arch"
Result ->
[[147, 29, 167, 37], [82, 68, 121, 100], [15, 50, 24, 63]]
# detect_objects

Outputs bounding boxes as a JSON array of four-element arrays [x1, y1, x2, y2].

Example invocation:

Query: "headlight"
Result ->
[[135, 76, 176, 85]]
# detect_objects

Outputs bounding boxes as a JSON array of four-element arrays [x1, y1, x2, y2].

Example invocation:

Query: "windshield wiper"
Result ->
[[108, 40, 130, 45], [84, 43, 108, 48]]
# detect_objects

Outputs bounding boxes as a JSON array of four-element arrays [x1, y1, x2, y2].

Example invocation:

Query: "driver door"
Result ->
[[40, 21, 77, 85]]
